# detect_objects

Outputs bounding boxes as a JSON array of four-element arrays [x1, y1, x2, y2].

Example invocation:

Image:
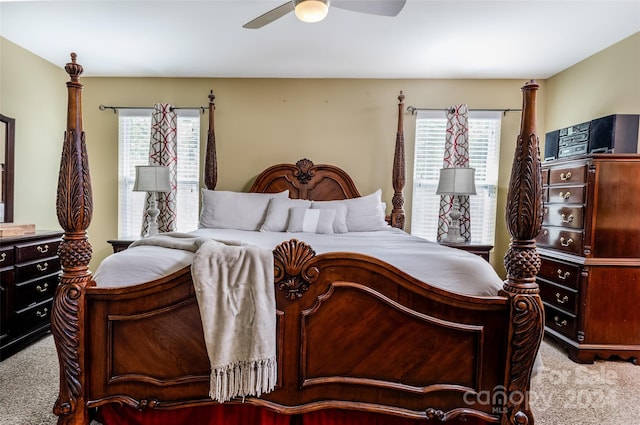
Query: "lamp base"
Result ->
[[443, 233, 466, 244], [443, 198, 466, 244], [144, 193, 160, 238], [145, 220, 159, 238], [442, 221, 466, 243]]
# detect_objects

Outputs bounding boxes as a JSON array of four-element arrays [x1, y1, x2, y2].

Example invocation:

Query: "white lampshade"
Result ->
[[133, 165, 171, 193], [435, 167, 477, 196], [294, 0, 329, 23]]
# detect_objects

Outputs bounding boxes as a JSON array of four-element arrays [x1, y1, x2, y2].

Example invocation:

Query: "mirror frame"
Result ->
[[0, 113, 15, 223]]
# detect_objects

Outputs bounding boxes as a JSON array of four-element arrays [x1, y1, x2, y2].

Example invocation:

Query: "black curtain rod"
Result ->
[[98, 105, 206, 114], [406, 106, 522, 116]]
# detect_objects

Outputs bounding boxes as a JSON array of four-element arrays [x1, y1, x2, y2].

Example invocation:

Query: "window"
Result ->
[[411, 110, 501, 245], [118, 109, 200, 237]]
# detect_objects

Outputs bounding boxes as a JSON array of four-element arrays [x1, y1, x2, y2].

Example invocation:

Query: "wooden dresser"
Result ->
[[536, 154, 640, 364], [0, 230, 63, 360]]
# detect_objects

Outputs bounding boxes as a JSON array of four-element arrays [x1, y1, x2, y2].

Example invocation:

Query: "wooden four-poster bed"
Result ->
[[51, 53, 544, 425]]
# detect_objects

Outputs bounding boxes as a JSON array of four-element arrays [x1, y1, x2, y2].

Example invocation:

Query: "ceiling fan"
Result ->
[[243, 0, 407, 29]]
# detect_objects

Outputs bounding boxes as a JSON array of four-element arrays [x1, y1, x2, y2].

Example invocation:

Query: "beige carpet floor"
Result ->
[[0, 335, 101, 425], [1, 335, 638, 424], [530, 337, 640, 424]]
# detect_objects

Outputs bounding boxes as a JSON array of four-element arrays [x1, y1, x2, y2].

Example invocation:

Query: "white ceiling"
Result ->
[[1, 0, 639, 79]]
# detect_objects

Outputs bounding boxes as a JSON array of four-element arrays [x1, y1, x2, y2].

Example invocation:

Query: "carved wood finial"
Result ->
[[273, 239, 319, 300], [501, 80, 544, 425], [53, 53, 93, 425], [391, 91, 406, 230], [204, 90, 217, 190], [64, 53, 83, 85], [504, 80, 543, 292]]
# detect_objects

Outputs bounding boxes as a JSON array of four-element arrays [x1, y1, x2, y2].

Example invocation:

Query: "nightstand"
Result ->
[[107, 237, 139, 253], [438, 241, 493, 262]]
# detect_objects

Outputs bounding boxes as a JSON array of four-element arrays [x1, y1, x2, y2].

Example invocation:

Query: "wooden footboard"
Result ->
[[83, 240, 514, 422], [85, 268, 210, 406], [52, 54, 543, 425]]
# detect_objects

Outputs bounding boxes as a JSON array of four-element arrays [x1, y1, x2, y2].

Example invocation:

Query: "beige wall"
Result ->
[[545, 32, 640, 132], [0, 38, 67, 230], [6, 33, 637, 277]]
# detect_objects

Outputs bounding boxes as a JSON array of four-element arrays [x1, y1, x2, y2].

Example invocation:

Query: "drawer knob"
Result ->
[[36, 307, 49, 318], [553, 316, 567, 327], [559, 191, 571, 200], [37, 244, 50, 254], [0, 252, 5, 263], [560, 237, 573, 247], [36, 283, 49, 293], [555, 292, 569, 304], [556, 269, 571, 280], [36, 262, 49, 272], [561, 213, 574, 223], [543, 230, 548, 236], [560, 172, 572, 181]]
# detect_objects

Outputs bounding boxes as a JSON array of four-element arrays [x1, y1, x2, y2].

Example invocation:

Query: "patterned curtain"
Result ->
[[437, 104, 472, 242], [141, 103, 178, 235]]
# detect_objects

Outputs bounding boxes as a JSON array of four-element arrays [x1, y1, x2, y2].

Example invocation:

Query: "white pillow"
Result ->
[[343, 189, 390, 232], [199, 190, 289, 230], [310, 201, 348, 233], [260, 198, 311, 232], [287, 207, 336, 234], [311, 190, 389, 232]]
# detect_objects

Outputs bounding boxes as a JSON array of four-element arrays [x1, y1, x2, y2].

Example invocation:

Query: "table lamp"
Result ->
[[436, 167, 476, 243], [133, 165, 171, 237]]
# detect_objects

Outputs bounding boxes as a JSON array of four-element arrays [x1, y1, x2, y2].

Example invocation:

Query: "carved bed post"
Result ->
[[204, 90, 217, 190], [501, 80, 544, 425], [51, 53, 93, 425], [391, 91, 406, 229]]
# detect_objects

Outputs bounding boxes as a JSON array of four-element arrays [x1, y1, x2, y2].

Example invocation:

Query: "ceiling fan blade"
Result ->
[[243, 1, 295, 29], [332, 0, 407, 16]]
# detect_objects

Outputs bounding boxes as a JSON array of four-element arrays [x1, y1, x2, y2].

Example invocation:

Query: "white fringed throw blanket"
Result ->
[[130, 232, 238, 252], [191, 240, 277, 402], [131, 233, 277, 402]]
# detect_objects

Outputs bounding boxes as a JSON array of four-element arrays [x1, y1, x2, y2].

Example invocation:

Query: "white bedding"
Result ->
[[93, 228, 503, 297]]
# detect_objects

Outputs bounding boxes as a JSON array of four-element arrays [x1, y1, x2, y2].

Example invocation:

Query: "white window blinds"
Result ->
[[411, 110, 501, 245], [118, 109, 200, 237]]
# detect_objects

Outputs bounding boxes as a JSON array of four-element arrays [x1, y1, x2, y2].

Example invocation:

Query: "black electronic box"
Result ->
[[544, 114, 639, 161]]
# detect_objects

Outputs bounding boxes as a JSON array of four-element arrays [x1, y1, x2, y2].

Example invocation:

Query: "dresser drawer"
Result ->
[[539, 278, 578, 314], [0, 246, 14, 267], [547, 185, 586, 205], [14, 257, 61, 283], [539, 256, 581, 289], [13, 298, 52, 335], [542, 205, 584, 229], [549, 164, 587, 185], [1, 266, 13, 289], [14, 274, 58, 310], [537, 227, 583, 255], [15, 238, 61, 263], [544, 304, 577, 340]]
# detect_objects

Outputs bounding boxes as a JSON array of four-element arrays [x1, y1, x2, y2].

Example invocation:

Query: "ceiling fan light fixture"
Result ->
[[294, 0, 329, 23]]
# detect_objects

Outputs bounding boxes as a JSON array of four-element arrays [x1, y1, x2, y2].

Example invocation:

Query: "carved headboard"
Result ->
[[249, 158, 361, 201]]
